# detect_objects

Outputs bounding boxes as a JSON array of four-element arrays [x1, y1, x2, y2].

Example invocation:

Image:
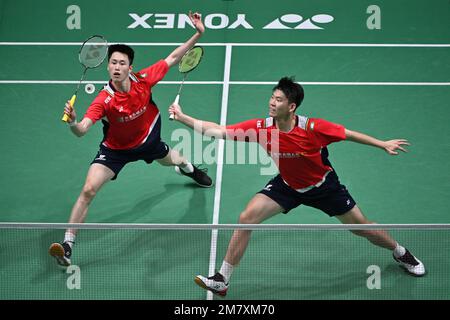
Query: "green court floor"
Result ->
[[0, 0, 449, 300]]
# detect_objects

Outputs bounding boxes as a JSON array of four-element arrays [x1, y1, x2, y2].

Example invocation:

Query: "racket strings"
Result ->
[[79, 36, 108, 69], [175, 46, 203, 96], [170, 46, 203, 119], [62, 35, 108, 122], [179, 46, 203, 73]]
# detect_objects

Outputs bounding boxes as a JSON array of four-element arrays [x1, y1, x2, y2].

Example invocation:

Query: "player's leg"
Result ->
[[336, 205, 396, 249], [302, 171, 426, 277], [67, 163, 115, 228], [157, 147, 212, 187], [49, 163, 114, 266], [195, 193, 283, 296], [225, 193, 283, 265], [156, 147, 188, 167], [336, 206, 425, 276]]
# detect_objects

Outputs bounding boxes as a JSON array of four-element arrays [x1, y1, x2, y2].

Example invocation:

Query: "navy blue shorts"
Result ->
[[258, 172, 356, 217], [91, 138, 170, 180]]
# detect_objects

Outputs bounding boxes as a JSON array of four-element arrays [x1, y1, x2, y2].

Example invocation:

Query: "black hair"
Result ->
[[272, 76, 304, 110], [107, 44, 135, 65]]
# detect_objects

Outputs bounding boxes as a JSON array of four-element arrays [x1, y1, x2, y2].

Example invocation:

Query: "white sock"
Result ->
[[219, 261, 234, 283], [393, 242, 406, 258], [180, 162, 194, 173], [64, 231, 76, 248]]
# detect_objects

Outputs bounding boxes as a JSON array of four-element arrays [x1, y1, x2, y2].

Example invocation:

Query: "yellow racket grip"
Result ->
[[62, 94, 77, 122]]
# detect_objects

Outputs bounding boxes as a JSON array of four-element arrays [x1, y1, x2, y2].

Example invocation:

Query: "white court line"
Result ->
[[1, 80, 449, 86], [0, 80, 108, 84], [1, 42, 450, 47], [205, 44, 232, 301], [231, 81, 450, 86], [0, 80, 222, 85]]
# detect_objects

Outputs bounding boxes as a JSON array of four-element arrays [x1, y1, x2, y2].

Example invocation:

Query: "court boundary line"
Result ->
[[1, 80, 449, 86], [2, 42, 448, 87], [206, 44, 232, 300], [1, 42, 450, 47]]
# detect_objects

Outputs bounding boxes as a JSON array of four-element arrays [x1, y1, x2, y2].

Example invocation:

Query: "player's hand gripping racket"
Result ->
[[169, 46, 204, 120], [62, 35, 108, 122]]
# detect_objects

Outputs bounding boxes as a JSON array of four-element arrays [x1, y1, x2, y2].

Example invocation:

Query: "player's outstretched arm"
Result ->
[[164, 11, 205, 68], [345, 128, 410, 155], [169, 102, 226, 139]]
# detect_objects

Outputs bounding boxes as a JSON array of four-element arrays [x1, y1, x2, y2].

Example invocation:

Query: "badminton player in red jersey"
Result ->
[[49, 12, 212, 267], [169, 77, 426, 297]]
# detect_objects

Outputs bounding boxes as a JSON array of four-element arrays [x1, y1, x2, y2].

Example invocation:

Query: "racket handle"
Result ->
[[169, 94, 180, 121], [62, 94, 77, 122]]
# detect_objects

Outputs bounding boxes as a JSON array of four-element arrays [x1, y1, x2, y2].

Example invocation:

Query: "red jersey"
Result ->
[[84, 59, 169, 150], [226, 116, 346, 191]]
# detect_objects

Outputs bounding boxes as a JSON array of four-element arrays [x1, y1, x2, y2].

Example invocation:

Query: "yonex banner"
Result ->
[[0, 0, 449, 43]]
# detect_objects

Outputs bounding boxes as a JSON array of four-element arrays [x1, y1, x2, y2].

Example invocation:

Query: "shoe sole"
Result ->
[[393, 256, 426, 277], [194, 182, 214, 188], [397, 264, 426, 277], [49, 243, 70, 267], [194, 277, 227, 297], [175, 167, 213, 188]]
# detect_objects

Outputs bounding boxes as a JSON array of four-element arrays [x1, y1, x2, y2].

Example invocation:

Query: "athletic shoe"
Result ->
[[175, 165, 213, 188], [194, 272, 229, 296], [393, 249, 426, 276], [49, 242, 72, 267]]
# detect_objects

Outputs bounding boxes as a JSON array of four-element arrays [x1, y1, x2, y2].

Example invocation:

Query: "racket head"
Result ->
[[78, 35, 108, 69], [178, 46, 204, 73]]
